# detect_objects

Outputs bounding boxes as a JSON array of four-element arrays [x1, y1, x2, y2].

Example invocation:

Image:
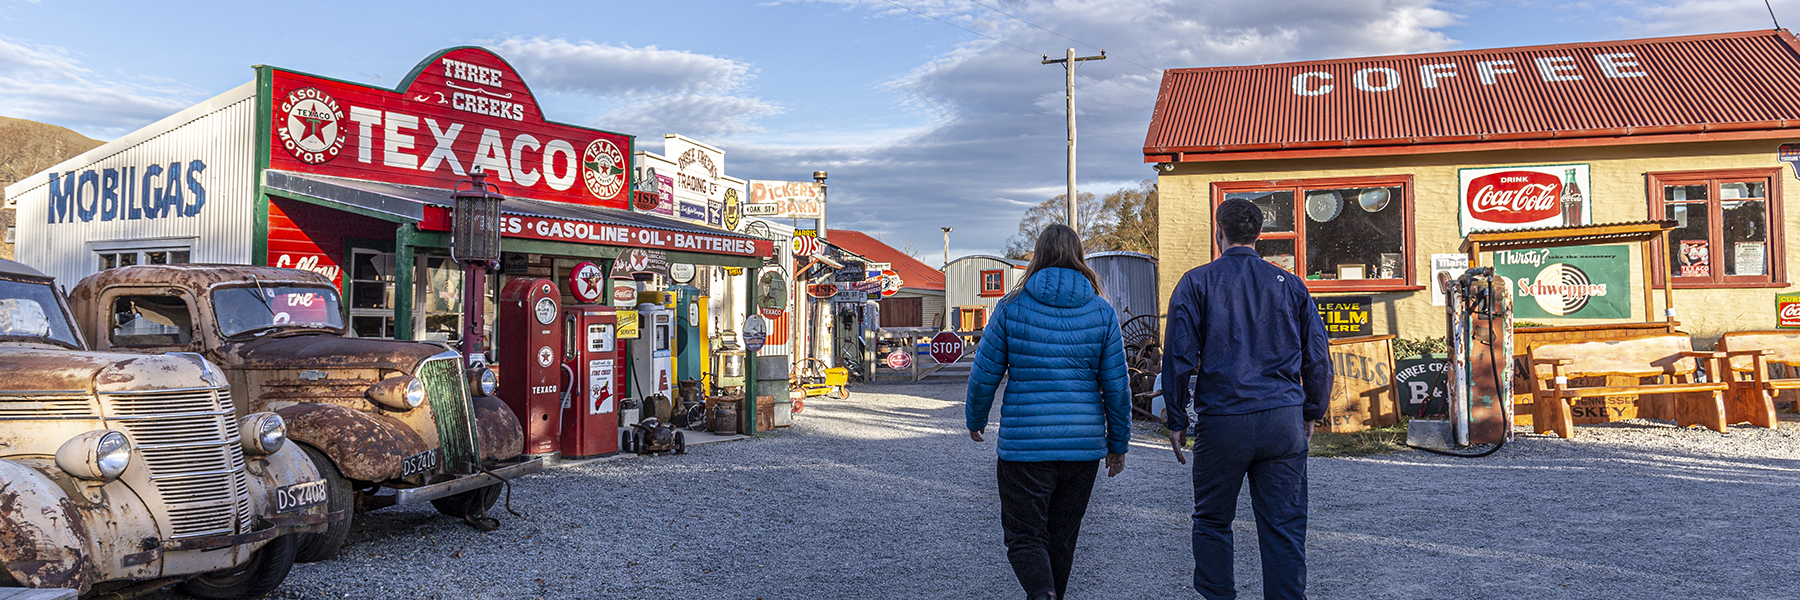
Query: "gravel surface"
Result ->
[[144, 383, 1800, 599]]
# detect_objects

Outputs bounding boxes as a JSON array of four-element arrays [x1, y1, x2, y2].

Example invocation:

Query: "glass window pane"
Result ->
[[1723, 197, 1769, 276], [422, 314, 461, 342], [353, 252, 387, 282], [1302, 187, 1403, 280], [117, 253, 137, 267], [424, 257, 463, 314], [1255, 238, 1297, 273], [146, 251, 167, 265], [1665, 200, 1711, 277], [109, 295, 193, 347], [99, 253, 116, 270], [352, 315, 392, 339], [1226, 191, 1296, 233], [170, 251, 189, 264], [351, 281, 391, 309]]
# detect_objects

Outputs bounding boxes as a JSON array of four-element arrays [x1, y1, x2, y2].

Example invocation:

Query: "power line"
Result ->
[[964, 0, 1164, 75], [876, 0, 1156, 99]]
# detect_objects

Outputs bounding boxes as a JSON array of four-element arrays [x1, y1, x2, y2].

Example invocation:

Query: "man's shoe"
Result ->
[[1028, 593, 1057, 600]]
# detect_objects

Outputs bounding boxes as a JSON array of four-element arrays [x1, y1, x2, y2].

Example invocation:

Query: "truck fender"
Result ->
[[245, 440, 330, 521], [275, 403, 428, 482], [472, 395, 525, 463], [0, 460, 94, 593]]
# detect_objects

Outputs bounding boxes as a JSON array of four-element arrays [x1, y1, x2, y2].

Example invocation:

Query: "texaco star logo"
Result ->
[[581, 139, 627, 200], [537, 346, 556, 368], [277, 88, 344, 165]]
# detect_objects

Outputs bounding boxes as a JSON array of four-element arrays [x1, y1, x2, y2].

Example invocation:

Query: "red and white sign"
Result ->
[[568, 261, 604, 303], [611, 280, 637, 307], [929, 331, 965, 364], [1777, 292, 1800, 328], [1458, 164, 1588, 236], [792, 235, 822, 257], [886, 350, 913, 370], [878, 269, 902, 297], [439, 213, 773, 258], [267, 47, 633, 209], [807, 283, 838, 299]]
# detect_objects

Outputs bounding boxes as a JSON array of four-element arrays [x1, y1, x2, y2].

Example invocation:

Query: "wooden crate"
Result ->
[[1317, 335, 1399, 433]]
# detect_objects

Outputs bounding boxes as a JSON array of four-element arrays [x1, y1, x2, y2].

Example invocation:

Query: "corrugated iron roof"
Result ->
[[1145, 29, 1800, 161], [826, 229, 946, 291]]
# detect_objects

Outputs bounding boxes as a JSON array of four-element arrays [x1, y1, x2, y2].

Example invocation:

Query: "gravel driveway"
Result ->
[[152, 382, 1800, 599]]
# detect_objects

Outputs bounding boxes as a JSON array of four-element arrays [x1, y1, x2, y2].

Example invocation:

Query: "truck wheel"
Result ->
[[674, 431, 687, 455], [178, 534, 297, 599], [432, 482, 501, 519], [295, 445, 352, 563]]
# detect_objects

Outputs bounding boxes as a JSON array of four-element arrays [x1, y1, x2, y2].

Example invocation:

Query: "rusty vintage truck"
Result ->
[[68, 265, 538, 563], [0, 258, 335, 598]]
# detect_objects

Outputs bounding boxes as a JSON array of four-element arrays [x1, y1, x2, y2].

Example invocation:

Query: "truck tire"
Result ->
[[178, 534, 297, 599], [294, 445, 352, 563], [432, 482, 501, 519]]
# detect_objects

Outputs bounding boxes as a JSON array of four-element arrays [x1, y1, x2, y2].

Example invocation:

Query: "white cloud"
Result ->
[[0, 36, 195, 138], [1612, 0, 1797, 33]]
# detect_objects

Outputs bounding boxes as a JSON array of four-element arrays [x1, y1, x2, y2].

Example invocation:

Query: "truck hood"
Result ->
[[216, 334, 451, 371], [0, 346, 213, 393]]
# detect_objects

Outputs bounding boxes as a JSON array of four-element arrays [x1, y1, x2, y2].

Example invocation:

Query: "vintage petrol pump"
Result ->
[[559, 304, 624, 459], [671, 285, 706, 382], [630, 301, 676, 424], [1405, 267, 1515, 457], [498, 278, 565, 458]]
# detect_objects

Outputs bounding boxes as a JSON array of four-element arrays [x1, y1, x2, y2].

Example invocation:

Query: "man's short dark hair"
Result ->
[[1217, 198, 1263, 245]]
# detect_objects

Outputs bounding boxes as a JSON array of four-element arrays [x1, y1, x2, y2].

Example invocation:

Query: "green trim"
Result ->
[[394, 224, 417, 341], [265, 188, 415, 224], [499, 238, 619, 260], [743, 269, 759, 436], [251, 66, 275, 266]]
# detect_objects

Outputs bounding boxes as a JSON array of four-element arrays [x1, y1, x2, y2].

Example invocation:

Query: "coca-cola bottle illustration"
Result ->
[[1559, 168, 1584, 226]]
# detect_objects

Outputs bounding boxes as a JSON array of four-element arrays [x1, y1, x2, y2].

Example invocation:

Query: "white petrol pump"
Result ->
[[628, 301, 676, 427]]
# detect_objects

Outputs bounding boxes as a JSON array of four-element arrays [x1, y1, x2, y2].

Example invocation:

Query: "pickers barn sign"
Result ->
[[1457, 164, 1590, 236], [266, 47, 634, 209]]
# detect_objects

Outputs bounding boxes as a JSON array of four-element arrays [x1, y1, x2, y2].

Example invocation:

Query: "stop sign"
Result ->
[[929, 331, 965, 364]]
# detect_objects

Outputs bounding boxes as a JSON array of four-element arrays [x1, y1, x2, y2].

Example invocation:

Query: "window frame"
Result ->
[[1210, 175, 1420, 293], [1646, 167, 1787, 289], [978, 269, 1005, 297]]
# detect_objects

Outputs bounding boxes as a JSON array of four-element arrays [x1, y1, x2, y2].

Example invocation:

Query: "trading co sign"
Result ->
[[266, 47, 634, 209], [1457, 164, 1589, 236]]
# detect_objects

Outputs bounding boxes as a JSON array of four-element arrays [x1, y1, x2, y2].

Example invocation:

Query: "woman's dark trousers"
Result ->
[[997, 458, 1099, 599]]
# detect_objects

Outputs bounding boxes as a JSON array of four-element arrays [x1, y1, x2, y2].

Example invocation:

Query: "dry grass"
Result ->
[[1308, 422, 1409, 458]]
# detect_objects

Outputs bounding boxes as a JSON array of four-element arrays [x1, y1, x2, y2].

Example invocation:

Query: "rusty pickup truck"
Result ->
[[0, 258, 335, 598], [69, 265, 538, 563]]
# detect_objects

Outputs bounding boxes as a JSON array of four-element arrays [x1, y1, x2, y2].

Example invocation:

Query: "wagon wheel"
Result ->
[[1121, 315, 1160, 351], [1126, 341, 1162, 419]]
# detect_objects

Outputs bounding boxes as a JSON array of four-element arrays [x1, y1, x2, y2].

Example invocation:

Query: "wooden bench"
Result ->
[[1529, 334, 1731, 438], [1716, 331, 1796, 424]]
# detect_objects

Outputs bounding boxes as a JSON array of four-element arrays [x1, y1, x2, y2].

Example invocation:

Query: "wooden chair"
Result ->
[[1528, 334, 1731, 438], [1716, 331, 1797, 425]]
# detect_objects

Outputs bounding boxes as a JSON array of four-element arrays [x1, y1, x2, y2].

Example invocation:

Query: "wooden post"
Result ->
[[1640, 239, 1656, 326], [1468, 241, 1482, 268], [1660, 230, 1676, 333]]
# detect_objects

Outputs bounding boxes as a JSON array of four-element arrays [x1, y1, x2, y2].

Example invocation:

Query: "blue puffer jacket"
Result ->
[[965, 267, 1131, 462]]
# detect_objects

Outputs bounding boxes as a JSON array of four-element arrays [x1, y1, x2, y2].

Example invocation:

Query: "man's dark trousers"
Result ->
[[998, 458, 1099, 599], [1190, 404, 1308, 600]]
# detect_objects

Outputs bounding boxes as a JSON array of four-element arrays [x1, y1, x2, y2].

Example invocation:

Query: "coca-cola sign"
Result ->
[[1466, 171, 1560, 223], [1779, 292, 1800, 328], [1458, 164, 1589, 236]]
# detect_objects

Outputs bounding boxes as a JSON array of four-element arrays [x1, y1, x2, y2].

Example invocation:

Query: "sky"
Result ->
[[1, 0, 1795, 265]]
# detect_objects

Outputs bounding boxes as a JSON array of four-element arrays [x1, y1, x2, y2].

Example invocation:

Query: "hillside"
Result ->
[[0, 115, 104, 260]]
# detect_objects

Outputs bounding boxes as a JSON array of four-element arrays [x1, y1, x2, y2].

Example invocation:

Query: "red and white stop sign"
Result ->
[[930, 331, 964, 364]]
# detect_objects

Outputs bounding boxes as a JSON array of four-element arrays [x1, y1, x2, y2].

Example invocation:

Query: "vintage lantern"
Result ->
[[451, 168, 506, 380]]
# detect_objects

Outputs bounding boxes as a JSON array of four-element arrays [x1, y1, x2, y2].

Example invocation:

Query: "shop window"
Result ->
[[418, 256, 464, 343], [1213, 176, 1416, 292], [1649, 169, 1785, 288], [979, 270, 1005, 297], [97, 248, 190, 271], [109, 295, 194, 347], [349, 249, 396, 338]]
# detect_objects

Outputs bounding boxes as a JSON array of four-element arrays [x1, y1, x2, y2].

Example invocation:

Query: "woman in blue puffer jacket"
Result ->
[[966, 224, 1131, 600]]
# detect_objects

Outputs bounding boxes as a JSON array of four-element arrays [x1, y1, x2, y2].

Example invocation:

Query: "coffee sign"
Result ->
[[1457, 164, 1589, 236]]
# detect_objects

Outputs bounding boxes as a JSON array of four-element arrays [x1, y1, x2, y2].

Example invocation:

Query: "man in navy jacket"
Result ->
[[1162, 198, 1332, 600]]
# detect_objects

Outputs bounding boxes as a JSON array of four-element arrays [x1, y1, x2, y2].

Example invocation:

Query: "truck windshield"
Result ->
[[0, 279, 82, 348], [213, 286, 344, 337]]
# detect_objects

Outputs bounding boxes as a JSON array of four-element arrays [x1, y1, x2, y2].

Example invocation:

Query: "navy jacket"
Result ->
[[966, 267, 1132, 461], [1161, 246, 1332, 433]]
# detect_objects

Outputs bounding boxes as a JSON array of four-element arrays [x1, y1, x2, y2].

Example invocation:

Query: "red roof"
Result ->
[[1145, 29, 1800, 162], [826, 229, 945, 292]]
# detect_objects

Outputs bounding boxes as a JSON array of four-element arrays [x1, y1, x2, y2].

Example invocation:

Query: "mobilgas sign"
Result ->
[[1494, 244, 1629, 319], [266, 47, 633, 208], [45, 160, 208, 224]]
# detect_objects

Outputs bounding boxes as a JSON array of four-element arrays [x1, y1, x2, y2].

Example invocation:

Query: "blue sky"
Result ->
[[1, 0, 1794, 264]]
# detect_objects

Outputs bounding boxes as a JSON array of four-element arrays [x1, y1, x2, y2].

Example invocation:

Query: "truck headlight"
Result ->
[[240, 412, 286, 455], [56, 430, 132, 482], [367, 375, 426, 410], [471, 368, 497, 397]]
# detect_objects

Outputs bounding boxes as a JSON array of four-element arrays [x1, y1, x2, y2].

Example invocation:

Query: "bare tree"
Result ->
[[1003, 179, 1158, 259]]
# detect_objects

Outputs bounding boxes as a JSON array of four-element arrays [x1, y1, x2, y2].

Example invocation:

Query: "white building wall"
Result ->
[[6, 82, 258, 287]]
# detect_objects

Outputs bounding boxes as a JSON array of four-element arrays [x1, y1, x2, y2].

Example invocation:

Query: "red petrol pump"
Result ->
[[498, 278, 564, 458], [560, 305, 624, 458]]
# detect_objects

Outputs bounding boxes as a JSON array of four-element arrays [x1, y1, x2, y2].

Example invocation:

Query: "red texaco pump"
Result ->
[[499, 277, 565, 458]]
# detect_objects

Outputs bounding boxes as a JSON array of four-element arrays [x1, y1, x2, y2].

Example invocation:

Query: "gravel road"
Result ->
[[149, 382, 1800, 599]]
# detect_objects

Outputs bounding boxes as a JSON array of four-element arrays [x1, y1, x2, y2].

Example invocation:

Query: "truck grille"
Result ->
[[102, 387, 253, 538], [0, 393, 94, 419], [419, 354, 480, 474]]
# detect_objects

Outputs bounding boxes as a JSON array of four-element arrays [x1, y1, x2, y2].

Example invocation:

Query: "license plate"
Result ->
[[401, 449, 438, 478], [275, 480, 327, 513]]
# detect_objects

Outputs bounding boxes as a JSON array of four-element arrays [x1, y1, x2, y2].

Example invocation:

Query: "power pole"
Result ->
[[1042, 48, 1105, 235], [941, 227, 952, 269]]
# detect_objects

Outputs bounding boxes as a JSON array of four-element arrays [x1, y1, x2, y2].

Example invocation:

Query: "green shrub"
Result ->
[[1393, 337, 1446, 359]]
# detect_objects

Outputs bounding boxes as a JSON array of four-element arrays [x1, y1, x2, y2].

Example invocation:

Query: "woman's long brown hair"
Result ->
[[1007, 224, 1102, 299]]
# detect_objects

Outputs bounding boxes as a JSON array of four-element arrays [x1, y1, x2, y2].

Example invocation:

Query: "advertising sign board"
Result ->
[[664, 135, 726, 223], [1314, 296, 1371, 338], [1493, 244, 1629, 319], [1779, 291, 1800, 328], [1457, 164, 1590, 236], [746, 180, 824, 219]]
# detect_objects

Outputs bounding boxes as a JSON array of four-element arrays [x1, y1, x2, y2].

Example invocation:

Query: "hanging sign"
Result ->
[[746, 180, 824, 219], [792, 235, 822, 257], [1778, 292, 1800, 328], [266, 47, 633, 208], [757, 270, 789, 318], [835, 260, 867, 282], [1493, 244, 1629, 319], [1457, 164, 1590, 236], [1314, 296, 1371, 338], [722, 188, 742, 231], [568, 261, 604, 303], [878, 269, 903, 297], [743, 315, 767, 353], [669, 263, 696, 284], [807, 283, 839, 299], [609, 248, 670, 278]]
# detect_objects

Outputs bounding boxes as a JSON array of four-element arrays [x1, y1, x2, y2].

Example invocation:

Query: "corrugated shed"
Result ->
[[1086, 251, 1158, 322], [1145, 29, 1800, 161], [8, 83, 258, 286]]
